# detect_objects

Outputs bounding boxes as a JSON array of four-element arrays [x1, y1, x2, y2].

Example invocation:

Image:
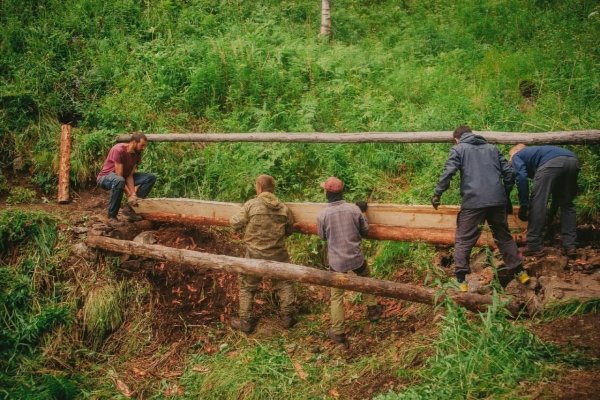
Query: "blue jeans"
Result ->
[[98, 172, 156, 218]]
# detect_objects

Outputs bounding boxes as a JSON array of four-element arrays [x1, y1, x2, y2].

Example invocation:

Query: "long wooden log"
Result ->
[[86, 235, 496, 313], [115, 130, 600, 144], [132, 199, 527, 246], [58, 123, 72, 204]]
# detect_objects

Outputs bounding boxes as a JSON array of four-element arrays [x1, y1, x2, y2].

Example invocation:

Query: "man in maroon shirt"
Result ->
[[97, 133, 156, 224]]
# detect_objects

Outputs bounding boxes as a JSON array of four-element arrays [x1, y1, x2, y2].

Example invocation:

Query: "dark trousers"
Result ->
[[98, 172, 156, 218], [454, 206, 521, 278], [528, 156, 579, 250]]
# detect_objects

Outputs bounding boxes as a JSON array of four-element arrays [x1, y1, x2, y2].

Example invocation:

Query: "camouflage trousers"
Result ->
[[238, 274, 295, 321], [330, 262, 377, 335]]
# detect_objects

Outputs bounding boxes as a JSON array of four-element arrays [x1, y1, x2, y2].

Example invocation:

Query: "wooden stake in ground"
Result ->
[[58, 123, 72, 204], [86, 235, 502, 313]]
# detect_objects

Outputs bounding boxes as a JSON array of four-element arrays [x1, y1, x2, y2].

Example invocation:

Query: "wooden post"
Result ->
[[58, 123, 72, 204], [86, 235, 503, 313]]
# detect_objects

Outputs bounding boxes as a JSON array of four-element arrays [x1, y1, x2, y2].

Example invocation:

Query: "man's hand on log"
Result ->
[[128, 195, 139, 206]]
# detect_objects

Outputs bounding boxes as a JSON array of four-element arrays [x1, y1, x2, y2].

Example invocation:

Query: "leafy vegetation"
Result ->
[[0, 210, 78, 399], [1, 0, 598, 214], [6, 186, 37, 205], [377, 297, 555, 399], [0, 0, 599, 398]]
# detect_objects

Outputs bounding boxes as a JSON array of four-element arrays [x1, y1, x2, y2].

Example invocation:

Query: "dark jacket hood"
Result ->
[[459, 132, 488, 145]]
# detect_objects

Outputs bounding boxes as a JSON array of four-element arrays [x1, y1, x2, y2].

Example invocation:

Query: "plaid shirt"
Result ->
[[317, 200, 368, 272]]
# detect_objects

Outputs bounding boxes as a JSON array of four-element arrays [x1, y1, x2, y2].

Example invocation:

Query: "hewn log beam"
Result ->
[[132, 199, 527, 247], [86, 235, 497, 313], [116, 130, 600, 144]]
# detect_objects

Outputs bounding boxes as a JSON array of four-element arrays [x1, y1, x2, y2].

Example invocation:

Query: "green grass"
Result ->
[[0, 0, 598, 216], [6, 187, 37, 205], [0, 1, 599, 397], [377, 296, 556, 399], [83, 280, 126, 349], [0, 209, 79, 399]]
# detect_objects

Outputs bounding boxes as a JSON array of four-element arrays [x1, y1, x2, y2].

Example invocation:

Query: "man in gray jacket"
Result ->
[[432, 125, 527, 291]]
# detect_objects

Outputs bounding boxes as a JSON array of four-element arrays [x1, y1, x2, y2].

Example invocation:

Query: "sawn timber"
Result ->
[[132, 198, 527, 247]]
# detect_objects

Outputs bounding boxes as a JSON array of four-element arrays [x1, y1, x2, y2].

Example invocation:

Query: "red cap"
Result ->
[[320, 177, 344, 193]]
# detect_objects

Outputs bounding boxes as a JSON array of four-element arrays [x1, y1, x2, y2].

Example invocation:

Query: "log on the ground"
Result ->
[[86, 235, 500, 313], [115, 130, 600, 144], [58, 123, 72, 204], [132, 198, 527, 247]]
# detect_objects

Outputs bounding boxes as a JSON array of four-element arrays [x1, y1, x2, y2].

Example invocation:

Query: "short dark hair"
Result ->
[[130, 132, 148, 143], [256, 174, 276, 193], [453, 125, 472, 140]]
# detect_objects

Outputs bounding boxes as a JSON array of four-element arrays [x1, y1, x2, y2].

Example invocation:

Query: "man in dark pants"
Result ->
[[97, 133, 156, 225], [509, 144, 580, 257], [432, 125, 527, 292]]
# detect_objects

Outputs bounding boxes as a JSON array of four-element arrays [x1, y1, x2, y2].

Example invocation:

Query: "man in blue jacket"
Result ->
[[432, 125, 527, 291], [509, 144, 580, 257]]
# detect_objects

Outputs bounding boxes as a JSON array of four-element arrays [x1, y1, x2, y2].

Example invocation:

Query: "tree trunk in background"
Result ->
[[58, 123, 72, 204], [320, 0, 331, 37]]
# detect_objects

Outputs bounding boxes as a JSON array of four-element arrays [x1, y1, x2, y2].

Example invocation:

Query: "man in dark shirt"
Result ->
[[317, 177, 382, 346], [432, 125, 526, 291], [97, 133, 156, 224], [509, 144, 580, 256]]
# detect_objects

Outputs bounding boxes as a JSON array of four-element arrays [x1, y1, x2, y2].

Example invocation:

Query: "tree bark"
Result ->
[[58, 124, 72, 204], [115, 130, 600, 144], [86, 235, 497, 313], [320, 0, 331, 37]]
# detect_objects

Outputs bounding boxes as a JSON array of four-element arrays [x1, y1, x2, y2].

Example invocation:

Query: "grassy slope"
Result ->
[[1, 1, 600, 398], [1, 0, 599, 212]]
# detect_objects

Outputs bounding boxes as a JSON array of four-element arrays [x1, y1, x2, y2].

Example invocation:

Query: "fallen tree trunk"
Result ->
[[133, 199, 527, 247], [86, 235, 499, 313], [115, 130, 600, 144]]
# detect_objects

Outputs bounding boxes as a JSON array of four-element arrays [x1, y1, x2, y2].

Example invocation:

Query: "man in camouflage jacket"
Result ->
[[229, 175, 296, 333]]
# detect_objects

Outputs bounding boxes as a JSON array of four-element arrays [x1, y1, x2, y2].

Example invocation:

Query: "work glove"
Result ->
[[506, 198, 513, 215], [431, 195, 441, 210], [355, 201, 368, 212], [518, 205, 528, 221]]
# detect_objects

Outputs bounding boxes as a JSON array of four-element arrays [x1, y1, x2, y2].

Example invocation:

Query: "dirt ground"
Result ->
[[4, 187, 600, 399]]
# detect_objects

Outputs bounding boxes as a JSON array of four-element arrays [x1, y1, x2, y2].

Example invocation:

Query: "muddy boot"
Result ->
[[107, 217, 125, 228], [328, 329, 349, 348], [564, 247, 577, 259], [367, 305, 383, 322], [230, 317, 255, 334], [121, 204, 143, 222], [498, 265, 529, 288], [520, 246, 545, 258], [281, 314, 297, 329]]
